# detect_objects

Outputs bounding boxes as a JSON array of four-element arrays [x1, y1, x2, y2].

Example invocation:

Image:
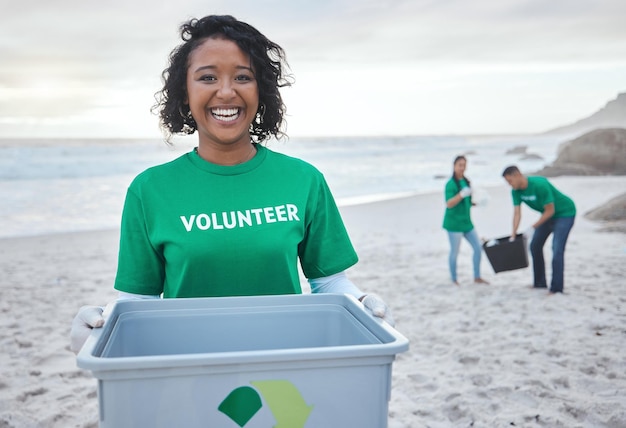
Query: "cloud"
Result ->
[[1, 0, 625, 137], [278, 0, 626, 65]]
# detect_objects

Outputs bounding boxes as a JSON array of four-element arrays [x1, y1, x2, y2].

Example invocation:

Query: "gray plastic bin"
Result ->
[[77, 293, 409, 428]]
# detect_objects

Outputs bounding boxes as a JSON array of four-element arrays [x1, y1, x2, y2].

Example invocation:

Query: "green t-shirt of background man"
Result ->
[[442, 178, 474, 232], [114, 145, 358, 298], [512, 176, 576, 217]]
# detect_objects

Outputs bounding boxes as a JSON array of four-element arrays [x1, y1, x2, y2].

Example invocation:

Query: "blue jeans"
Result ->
[[530, 216, 575, 293], [447, 228, 483, 282]]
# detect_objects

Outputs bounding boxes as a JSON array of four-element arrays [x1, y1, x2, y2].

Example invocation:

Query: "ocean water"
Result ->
[[0, 134, 564, 238]]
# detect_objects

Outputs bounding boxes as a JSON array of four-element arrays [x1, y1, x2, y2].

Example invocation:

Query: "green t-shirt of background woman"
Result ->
[[443, 178, 474, 232]]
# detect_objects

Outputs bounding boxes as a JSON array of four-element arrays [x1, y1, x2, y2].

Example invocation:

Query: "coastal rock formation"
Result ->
[[520, 153, 543, 161], [545, 92, 626, 136], [504, 146, 528, 155], [585, 192, 626, 233], [504, 145, 543, 161], [534, 128, 626, 176], [505, 145, 527, 155]]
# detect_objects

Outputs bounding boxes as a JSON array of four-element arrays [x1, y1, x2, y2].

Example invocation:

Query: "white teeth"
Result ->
[[211, 108, 240, 122]]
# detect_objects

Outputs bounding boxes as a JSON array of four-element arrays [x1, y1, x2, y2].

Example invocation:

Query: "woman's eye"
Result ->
[[235, 74, 253, 82], [199, 75, 216, 82]]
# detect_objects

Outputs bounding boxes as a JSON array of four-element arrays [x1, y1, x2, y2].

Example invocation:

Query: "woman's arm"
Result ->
[[446, 192, 463, 208], [308, 271, 364, 299], [447, 187, 472, 208]]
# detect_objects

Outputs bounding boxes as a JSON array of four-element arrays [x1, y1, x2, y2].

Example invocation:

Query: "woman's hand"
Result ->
[[459, 187, 472, 198], [70, 305, 105, 354], [360, 294, 396, 327]]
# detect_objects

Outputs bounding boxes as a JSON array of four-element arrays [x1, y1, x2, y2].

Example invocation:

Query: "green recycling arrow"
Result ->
[[218, 386, 263, 427]]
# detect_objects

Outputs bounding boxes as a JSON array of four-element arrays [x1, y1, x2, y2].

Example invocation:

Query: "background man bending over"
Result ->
[[502, 165, 576, 294]]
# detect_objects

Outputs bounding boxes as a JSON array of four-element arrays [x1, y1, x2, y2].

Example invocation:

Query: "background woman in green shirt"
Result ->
[[442, 156, 489, 285]]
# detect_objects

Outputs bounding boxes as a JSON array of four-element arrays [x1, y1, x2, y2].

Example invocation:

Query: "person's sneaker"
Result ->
[[474, 278, 489, 284]]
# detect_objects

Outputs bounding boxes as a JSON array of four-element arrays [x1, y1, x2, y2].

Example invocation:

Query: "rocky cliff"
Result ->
[[534, 128, 626, 176], [545, 92, 626, 136]]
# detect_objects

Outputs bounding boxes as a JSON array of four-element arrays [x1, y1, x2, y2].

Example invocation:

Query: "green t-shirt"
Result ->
[[114, 145, 358, 298], [442, 177, 474, 232], [512, 176, 576, 217]]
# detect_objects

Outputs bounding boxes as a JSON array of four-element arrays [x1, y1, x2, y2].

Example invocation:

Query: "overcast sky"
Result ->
[[1, 0, 625, 138]]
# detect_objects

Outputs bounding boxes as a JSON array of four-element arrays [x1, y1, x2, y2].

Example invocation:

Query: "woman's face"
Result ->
[[185, 37, 259, 148], [453, 158, 466, 177]]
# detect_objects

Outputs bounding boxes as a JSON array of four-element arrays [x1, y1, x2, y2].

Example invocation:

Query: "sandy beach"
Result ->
[[1, 175, 625, 427]]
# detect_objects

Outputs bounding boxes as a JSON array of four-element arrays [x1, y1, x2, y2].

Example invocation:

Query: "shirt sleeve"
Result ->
[[114, 185, 165, 296], [512, 189, 521, 206], [298, 176, 358, 279], [445, 179, 458, 201]]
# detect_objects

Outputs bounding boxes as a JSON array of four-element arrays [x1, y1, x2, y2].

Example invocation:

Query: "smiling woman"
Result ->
[[70, 14, 395, 362]]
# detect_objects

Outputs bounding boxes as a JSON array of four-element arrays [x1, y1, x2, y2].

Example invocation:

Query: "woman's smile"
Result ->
[[210, 107, 241, 122]]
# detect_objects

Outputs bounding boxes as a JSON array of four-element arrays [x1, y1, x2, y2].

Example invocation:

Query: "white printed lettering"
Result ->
[[196, 214, 210, 230], [211, 213, 224, 230], [250, 208, 263, 224], [223, 211, 236, 229], [181, 215, 196, 232], [287, 204, 300, 221], [275, 205, 287, 221], [264, 207, 277, 223], [180, 203, 301, 232], [238, 210, 252, 227]]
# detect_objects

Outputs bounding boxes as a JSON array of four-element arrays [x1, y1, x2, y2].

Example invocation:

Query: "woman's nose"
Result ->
[[217, 80, 235, 98]]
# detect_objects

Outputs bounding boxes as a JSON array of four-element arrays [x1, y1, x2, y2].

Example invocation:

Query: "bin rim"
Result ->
[[76, 294, 409, 372]]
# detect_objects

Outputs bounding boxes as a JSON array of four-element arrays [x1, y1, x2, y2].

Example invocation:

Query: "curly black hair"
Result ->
[[152, 15, 293, 143]]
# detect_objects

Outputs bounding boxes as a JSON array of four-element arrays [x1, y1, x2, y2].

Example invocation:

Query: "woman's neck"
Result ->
[[196, 142, 257, 166]]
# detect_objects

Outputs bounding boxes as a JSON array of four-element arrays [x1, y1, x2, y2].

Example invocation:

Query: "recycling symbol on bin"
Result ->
[[218, 380, 313, 427]]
